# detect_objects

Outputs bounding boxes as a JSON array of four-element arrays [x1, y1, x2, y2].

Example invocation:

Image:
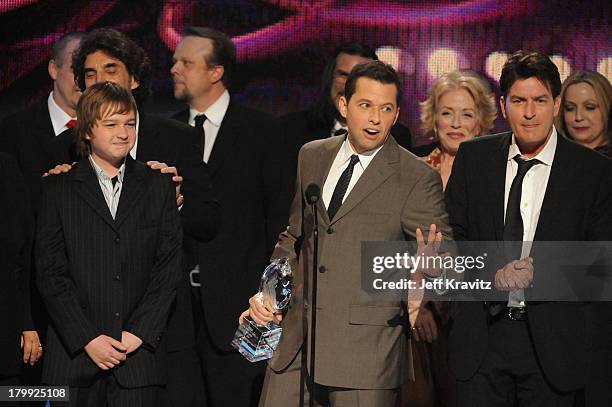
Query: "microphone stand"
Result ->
[[308, 198, 318, 407]]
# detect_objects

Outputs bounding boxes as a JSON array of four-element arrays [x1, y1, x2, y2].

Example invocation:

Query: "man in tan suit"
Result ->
[[242, 61, 452, 406]]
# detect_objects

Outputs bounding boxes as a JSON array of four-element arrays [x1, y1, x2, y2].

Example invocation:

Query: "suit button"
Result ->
[[318, 266, 327, 274], [114, 274, 120, 281], [114, 237, 120, 244], [114, 312, 120, 319], [304, 301, 309, 309], [326, 227, 334, 234]]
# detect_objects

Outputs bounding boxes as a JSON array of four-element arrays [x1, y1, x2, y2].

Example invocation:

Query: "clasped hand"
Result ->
[[84, 331, 143, 371], [495, 257, 534, 291]]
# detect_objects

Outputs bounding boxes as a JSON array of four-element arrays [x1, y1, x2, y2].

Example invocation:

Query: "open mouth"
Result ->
[[363, 128, 380, 136]]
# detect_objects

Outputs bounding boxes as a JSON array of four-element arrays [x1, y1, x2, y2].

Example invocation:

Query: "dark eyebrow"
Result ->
[[103, 62, 119, 69], [335, 69, 350, 76]]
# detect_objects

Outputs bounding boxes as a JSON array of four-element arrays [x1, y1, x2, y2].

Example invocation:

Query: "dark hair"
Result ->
[[184, 26, 236, 88], [72, 28, 152, 106], [307, 42, 379, 129], [344, 60, 403, 105], [51, 32, 85, 66], [75, 82, 137, 156], [499, 51, 561, 99]]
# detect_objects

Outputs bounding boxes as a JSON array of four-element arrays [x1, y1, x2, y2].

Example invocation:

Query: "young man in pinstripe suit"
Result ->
[[36, 82, 181, 406]]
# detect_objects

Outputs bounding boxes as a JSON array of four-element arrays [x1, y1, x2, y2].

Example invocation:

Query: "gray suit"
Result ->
[[260, 135, 452, 406]]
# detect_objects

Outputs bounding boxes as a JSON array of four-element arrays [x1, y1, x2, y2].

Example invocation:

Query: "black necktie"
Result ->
[[503, 154, 541, 260], [194, 114, 207, 159], [327, 155, 360, 220], [489, 154, 541, 317], [111, 176, 118, 188]]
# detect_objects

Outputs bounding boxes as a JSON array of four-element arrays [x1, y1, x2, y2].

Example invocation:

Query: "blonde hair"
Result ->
[[420, 69, 497, 136], [556, 70, 612, 146]]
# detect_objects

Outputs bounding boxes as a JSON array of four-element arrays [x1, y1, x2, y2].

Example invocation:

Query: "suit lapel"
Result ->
[[172, 108, 190, 124], [533, 136, 566, 241], [489, 133, 512, 240], [114, 156, 148, 228], [206, 103, 241, 177], [330, 137, 398, 225], [73, 159, 118, 232], [312, 138, 344, 225]]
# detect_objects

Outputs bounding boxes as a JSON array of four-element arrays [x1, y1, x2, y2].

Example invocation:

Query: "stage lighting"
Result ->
[[597, 57, 612, 82], [485, 51, 509, 82], [427, 48, 460, 79], [376, 46, 415, 75], [550, 55, 571, 82]]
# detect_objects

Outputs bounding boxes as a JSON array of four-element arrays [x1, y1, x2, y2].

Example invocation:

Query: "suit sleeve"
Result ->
[[36, 178, 99, 355], [125, 176, 182, 348], [262, 117, 293, 257]]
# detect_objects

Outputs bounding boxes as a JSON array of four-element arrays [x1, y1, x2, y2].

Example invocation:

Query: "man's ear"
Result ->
[[129, 76, 140, 91], [553, 95, 561, 117], [48, 60, 58, 81], [338, 96, 349, 119], [210, 65, 225, 84], [500, 96, 507, 120], [393, 106, 400, 126]]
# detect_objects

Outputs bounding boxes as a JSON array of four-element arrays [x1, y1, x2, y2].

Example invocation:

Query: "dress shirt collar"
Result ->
[[331, 120, 348, 136], [47, 92, 75, 136], [507, 126, 557, 166], [338, 135, 384, 171], [88, 155, 126, 183], [189, 90, 230, 127]]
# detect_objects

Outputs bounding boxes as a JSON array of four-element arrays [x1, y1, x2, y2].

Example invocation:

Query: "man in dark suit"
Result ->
[[170, 26, 291, 406], [36, 82, 181, 406], [48, 28, 218, 406], [281, 42, 413, 192], [243, 61, 451, 407], [445, 51, 612, 406], [0, 153, 38, 389], [0, 32, 84, 210]]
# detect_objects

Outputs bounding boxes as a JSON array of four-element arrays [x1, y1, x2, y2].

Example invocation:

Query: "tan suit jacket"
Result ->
[[269, 135, 452, 389]]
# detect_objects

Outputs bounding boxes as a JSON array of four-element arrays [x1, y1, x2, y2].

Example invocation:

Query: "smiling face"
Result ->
[[563, 82, 606, 149], [84, 50, 139, 91], [435, 88, 481, 154], [338, 77, 399, 154], [86, 108, 136, 170], [500, 77, 560, 157]]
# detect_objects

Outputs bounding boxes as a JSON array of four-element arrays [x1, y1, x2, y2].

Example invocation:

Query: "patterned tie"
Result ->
[[66, 119, 77, 129], [327, 155, 360, 220], [194, 114, 207, 160]]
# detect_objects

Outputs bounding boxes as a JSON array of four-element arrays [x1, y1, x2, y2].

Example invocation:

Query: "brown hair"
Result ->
[[500, 51, 561, 99], [74, 82, 136, 155], [556, 70, 612, 149]]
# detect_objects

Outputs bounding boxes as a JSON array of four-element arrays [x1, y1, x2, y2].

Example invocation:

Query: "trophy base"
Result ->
[[231, 316, 282, 362]]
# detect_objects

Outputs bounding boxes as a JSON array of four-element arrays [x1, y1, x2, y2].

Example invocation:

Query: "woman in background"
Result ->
[[400, 69, 496, 407], [556, 70, 611, 157]]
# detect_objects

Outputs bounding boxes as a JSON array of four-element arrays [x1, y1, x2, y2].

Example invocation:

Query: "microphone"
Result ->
[[305, 183, 320, 205]]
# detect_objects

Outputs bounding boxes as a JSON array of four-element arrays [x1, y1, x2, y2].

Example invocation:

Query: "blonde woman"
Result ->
[[400, 70, 496, 407], [556, 70, 611, 157]]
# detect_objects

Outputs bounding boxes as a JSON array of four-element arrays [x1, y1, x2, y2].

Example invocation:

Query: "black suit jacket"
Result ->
[[445, 132, 612, 392], [0, 153, 34, 376], [0, 98, 57, 210], [172, 103, 292, 350], [280, 109, 413, 193], [36, 157, 182, 387], [48, 113, 220, 353]]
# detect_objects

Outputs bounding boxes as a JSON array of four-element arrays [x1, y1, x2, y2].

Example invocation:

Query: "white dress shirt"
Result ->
[[322, 136, 384, 210], [504, 127, 558, 306], [47, 92, 75, 136], [188, 90, 230, 163], [88, 155, 126, 219]]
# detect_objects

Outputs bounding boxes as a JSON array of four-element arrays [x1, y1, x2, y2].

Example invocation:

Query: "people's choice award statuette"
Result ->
[[231, 258, 293, 362]]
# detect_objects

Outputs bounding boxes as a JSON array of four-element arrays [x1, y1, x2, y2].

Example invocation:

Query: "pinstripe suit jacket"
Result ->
[[35, 156, 182, 387]]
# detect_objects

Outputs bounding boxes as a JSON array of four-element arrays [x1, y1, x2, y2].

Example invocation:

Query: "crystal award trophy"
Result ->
[[231, 257, 293, 362]]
